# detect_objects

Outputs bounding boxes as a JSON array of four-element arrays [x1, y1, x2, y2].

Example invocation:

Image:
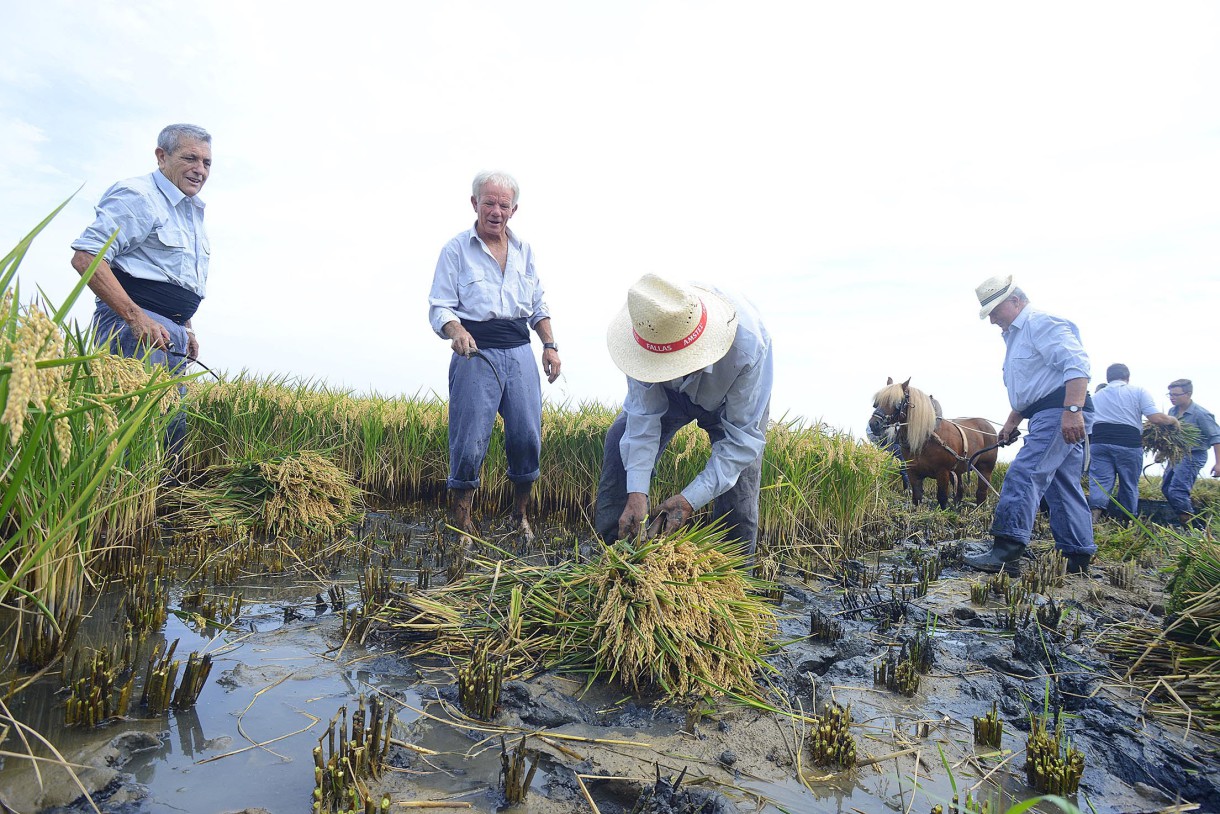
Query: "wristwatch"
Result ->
[[1064, 405, 1081, 413], [543, 342, 559, 352]]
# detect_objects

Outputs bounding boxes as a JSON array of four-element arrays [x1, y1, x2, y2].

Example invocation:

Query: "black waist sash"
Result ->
[[461, 318, 529, 349], [113, 267, 201, 325], [1090, 422, 1142, 447], [1021, 387, 1094, 417]]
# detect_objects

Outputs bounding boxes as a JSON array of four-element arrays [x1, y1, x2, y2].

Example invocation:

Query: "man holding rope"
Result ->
[[966, 276, 1096, 576]]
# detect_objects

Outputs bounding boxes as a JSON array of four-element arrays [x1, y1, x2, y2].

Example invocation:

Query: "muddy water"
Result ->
[[2, 525, 1219, 814]]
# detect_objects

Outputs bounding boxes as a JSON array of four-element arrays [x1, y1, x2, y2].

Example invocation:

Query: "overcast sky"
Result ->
[[3, 1, 1218, 461]]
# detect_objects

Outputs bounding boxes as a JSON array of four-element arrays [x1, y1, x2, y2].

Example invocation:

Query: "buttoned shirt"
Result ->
[[1001, 307, 1090, 413], [71, 170, 209, 297], [1093, 381, 1159, 429], [619, 288, 773, 510], [1168, 401, 1220, 452], [427, 225, 550, 338]]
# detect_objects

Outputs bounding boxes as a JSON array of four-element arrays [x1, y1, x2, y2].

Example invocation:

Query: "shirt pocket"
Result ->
[[457, 266, 485, 289], [145, 227, 189, 281]]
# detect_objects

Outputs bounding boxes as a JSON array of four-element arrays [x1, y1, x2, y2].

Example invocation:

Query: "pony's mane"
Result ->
[[872, 382, 939, 453]]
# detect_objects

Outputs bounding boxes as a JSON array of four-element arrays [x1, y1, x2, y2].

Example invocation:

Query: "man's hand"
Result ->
[[1000, 418, 1022, 445], [617, 492, 649, 540], [446, 324, 478, 357], [542, 347, 561, 383], [186, 330, 199, 360], [1060, 410, 1086, 444], [1211, 462, 1220, 478], [646, 494, 694, 538], [128, 311, 171, 349]]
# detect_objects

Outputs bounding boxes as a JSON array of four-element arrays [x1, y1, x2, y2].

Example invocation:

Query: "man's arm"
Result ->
[[70, 250, 170, 348], [1146, 411, 1178, 427], [531, 317, 561, 383], [1060, 376, 1088, 444]]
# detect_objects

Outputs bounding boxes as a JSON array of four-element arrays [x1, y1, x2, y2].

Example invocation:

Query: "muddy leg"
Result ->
[[511, 482, 535, 543], [452, 488, 477, 546], [935, 471, 951, 509]]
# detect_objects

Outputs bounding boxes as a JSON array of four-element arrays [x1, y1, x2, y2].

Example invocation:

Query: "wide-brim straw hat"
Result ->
[[607, 274, 738, 383], [976, 274, 1016, 319]]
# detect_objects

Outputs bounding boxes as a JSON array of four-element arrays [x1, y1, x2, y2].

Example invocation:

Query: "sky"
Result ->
[[2, 1, 1218, 463]]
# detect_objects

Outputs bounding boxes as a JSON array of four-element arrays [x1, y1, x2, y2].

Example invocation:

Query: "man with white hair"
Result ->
[[70, 123, 214, 461], [428, 171, 562, 544], [966, 276, 1096, 575], [594, 274, 773, 555], [1088, 363, 1177, 521]]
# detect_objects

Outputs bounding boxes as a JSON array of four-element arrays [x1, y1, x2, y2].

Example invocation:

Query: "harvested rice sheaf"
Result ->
[[1143, 421, 1202, 466], [590, 533, 777, 698]]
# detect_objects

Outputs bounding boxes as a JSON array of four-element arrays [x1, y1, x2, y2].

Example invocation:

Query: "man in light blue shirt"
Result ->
[[428, 171, 561, 544], [70, 123, 213, 463], [1162, 378, 1220, 524], [595, 274, 772, 556], [1088, 363, 1177, 521], [966, 276, 1096, 575]]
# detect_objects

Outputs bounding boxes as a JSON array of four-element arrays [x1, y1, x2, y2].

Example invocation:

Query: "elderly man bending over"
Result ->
[[594, 274, 772, 557]]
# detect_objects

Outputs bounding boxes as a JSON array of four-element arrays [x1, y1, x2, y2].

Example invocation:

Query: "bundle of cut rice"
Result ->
[[1142, 421, 1201, 466]]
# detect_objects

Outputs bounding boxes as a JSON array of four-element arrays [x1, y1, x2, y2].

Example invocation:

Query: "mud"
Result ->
[[2, 524, 1219, 814]]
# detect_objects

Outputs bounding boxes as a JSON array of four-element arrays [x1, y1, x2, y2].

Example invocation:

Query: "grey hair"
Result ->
[[158, 124, 212, 154], [1010, 287, 1029, 305], [472, 171, 520, 205], [1106, 363, 1130, 382]]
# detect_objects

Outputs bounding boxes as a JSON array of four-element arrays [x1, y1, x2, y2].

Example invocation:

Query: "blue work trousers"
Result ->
[[1161, 449, 1207, 515], [446, 345, 541, 490], [92, 301, 191, 457], [992, 409, 1095, 556], [1087, 443, 1144, 516], [594, 389, 766, 555]]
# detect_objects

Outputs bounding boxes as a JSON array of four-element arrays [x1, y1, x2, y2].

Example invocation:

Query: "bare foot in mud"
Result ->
[[513, 514, 535, 544]]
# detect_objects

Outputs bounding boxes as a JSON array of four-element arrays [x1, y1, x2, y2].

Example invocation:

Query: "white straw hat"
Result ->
[[607, 274, 738, 383], [976, 274, 1016, 319]]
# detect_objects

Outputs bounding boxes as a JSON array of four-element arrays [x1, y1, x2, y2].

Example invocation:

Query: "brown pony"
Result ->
[[870, 378, 999, 509]]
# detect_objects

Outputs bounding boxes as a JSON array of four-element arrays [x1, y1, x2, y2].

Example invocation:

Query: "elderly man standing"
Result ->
[[70, 123, 213, 461], [965, 276, 1096, 575], [428, 171, 561, 543], [1088, 363, 1178, 522], [1161, 378, 1220, 525], [594, 274, 772, 556]]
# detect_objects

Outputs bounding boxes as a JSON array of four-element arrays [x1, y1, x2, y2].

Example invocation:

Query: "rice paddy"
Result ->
[[2, 218, 1218, 813]]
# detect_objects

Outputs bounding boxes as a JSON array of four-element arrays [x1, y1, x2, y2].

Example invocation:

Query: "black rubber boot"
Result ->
[[964, 535, 1025, 576], [1065, 552, 1092, 575]]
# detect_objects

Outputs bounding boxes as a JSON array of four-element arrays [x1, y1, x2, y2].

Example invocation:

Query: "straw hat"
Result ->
[[607, 274, 738, 383], [976, 274, 1016, 319]]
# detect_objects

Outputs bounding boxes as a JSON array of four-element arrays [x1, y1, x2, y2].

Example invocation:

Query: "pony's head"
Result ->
[[871, 378, 939, 453]]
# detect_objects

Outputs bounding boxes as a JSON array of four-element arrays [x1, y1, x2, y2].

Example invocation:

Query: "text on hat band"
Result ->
[[633, 300, 708, 354]]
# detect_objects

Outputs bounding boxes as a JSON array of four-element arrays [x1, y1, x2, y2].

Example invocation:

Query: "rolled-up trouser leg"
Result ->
[[1162, 449, 1206, 515], [446, 351, 502, 490], [494, 345, 543, 484]]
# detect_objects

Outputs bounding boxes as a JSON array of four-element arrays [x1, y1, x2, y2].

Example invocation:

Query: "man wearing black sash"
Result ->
[[70, 123, 213, 462], [427, 172, 561, 544], [966, 276, 1096, 575]]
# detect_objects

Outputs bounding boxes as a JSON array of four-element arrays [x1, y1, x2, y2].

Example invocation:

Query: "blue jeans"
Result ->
[[1088, 443, 1144, 516], [1161, 448, 1207, 515], [446, 345, 541, 490], [992, 409, 1095, 556], [91, 301, 191, 457], [594, 389, 767, 555]]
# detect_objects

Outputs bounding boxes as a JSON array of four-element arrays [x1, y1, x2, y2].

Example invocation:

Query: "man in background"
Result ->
[[1162, 378, 1220, 525], [1088, 363, 1177, 521], [965, 276, 1095, 575]]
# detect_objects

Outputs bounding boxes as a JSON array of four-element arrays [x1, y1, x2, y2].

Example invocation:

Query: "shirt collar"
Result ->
[[468, 222, 520, 250], [1003, 305, 1031, 336], [154, 170, 206, 210]]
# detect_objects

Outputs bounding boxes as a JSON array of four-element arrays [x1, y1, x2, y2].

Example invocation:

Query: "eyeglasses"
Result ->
[[1167, 392, 1187, 398]]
